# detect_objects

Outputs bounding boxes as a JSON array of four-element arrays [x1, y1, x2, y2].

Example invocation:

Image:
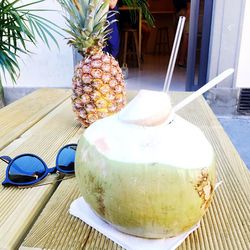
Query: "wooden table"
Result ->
[[0, 89, 249, 249]]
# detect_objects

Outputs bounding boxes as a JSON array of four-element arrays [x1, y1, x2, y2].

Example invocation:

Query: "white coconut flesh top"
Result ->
[[84, 90, 214, 169]]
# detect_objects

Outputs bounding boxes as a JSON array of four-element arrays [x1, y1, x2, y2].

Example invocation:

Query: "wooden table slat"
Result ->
[[0, 96, 82, 249], [0, 88, 71, 150], [20, 92, 250, 250]]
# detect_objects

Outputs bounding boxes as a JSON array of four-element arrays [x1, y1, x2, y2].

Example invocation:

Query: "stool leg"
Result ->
[[159, 29, 163, 54], [155, 28, 160, 54], [166, 27, 171, 54], [123, 31, 128, 65], [163, 29, 167, 54], [133, 31, 140, 69], [155, 29, 159, 54]]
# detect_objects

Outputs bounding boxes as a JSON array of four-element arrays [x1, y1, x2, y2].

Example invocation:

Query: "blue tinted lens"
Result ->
[[57, 145, 76, 172], [8, 155, 46, 183]]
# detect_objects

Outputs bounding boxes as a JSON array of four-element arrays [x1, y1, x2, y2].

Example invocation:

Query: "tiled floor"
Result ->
[[218, 116, 250, 170], [125, 54, 186, 91]]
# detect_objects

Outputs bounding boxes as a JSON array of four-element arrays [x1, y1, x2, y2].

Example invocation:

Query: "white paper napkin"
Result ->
[[69, 197, 200, 250]]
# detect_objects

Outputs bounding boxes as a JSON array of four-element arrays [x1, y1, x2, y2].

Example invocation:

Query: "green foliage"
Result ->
[[121, 0, 155, 27], [57, 0, 112, 54], [0, 0, 61, 88], [57, 0, 154, 54]]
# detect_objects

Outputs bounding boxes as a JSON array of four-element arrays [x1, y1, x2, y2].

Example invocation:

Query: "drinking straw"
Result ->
[[163, 16, 186, 93], [172, 68, 234, 113]]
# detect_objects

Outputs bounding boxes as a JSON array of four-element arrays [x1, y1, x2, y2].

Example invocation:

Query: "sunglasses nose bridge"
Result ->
[[48, 167, 57, 174]]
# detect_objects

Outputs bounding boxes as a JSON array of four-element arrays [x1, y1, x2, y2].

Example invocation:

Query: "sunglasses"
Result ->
[[1, 144, 77, 187]]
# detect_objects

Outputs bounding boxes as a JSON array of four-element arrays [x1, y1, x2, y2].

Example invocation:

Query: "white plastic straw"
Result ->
[[172, 68, 234, 113], [163, 16, 186, 93]]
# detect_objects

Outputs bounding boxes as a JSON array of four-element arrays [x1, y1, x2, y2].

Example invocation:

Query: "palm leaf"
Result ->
[[121, 0, 155, 27], [0, 0, 62, 89]]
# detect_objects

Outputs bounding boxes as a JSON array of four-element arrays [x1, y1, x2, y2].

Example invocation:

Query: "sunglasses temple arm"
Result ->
[[0, 156, 12, 164]]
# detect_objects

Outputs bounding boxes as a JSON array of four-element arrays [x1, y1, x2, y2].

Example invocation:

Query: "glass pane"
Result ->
[[8, 155, 46, 183], [57, 145, 76, 172]]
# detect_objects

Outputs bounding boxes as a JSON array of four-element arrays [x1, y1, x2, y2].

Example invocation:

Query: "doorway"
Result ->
[[125, 0, 213, 92]]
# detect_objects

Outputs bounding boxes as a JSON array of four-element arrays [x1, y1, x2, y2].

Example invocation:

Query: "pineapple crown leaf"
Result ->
[[58, 0, 111, 52]]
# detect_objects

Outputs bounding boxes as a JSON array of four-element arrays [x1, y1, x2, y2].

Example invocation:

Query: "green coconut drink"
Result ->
[[75, 89, 216, 238]]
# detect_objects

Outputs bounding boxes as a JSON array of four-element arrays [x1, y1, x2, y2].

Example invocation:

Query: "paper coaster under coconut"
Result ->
[[69, 197, 200, 250]]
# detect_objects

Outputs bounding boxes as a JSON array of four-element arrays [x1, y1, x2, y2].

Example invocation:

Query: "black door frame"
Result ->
[[186, 0, 214, 91]]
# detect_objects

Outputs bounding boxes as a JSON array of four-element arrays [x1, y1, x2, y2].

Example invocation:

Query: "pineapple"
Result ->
[[59, 0, 126, 127]]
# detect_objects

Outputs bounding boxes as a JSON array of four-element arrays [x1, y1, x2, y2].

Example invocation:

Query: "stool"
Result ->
[[121, 28, 140, 69], [154, 26, 171, 54]]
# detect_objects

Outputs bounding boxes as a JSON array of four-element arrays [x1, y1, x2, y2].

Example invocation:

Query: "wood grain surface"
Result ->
[[20, 92, 250, 250], [0, 91, 82, 249], [0, 88, 71, 150], [0, 89, 250, 250]]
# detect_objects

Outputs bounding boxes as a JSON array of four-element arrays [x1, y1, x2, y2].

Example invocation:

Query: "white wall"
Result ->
[[207, 0, 244, 88], [3, 0, 73, 88], [208, 0, 250, 89], [235, 0, 250, 88]]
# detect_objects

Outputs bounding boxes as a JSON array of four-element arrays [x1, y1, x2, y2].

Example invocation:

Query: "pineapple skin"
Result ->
[[72, 50, 126, 127]]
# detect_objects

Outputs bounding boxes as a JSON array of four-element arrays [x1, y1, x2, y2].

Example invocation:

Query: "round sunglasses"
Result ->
[[1, 144, 77, 187]]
